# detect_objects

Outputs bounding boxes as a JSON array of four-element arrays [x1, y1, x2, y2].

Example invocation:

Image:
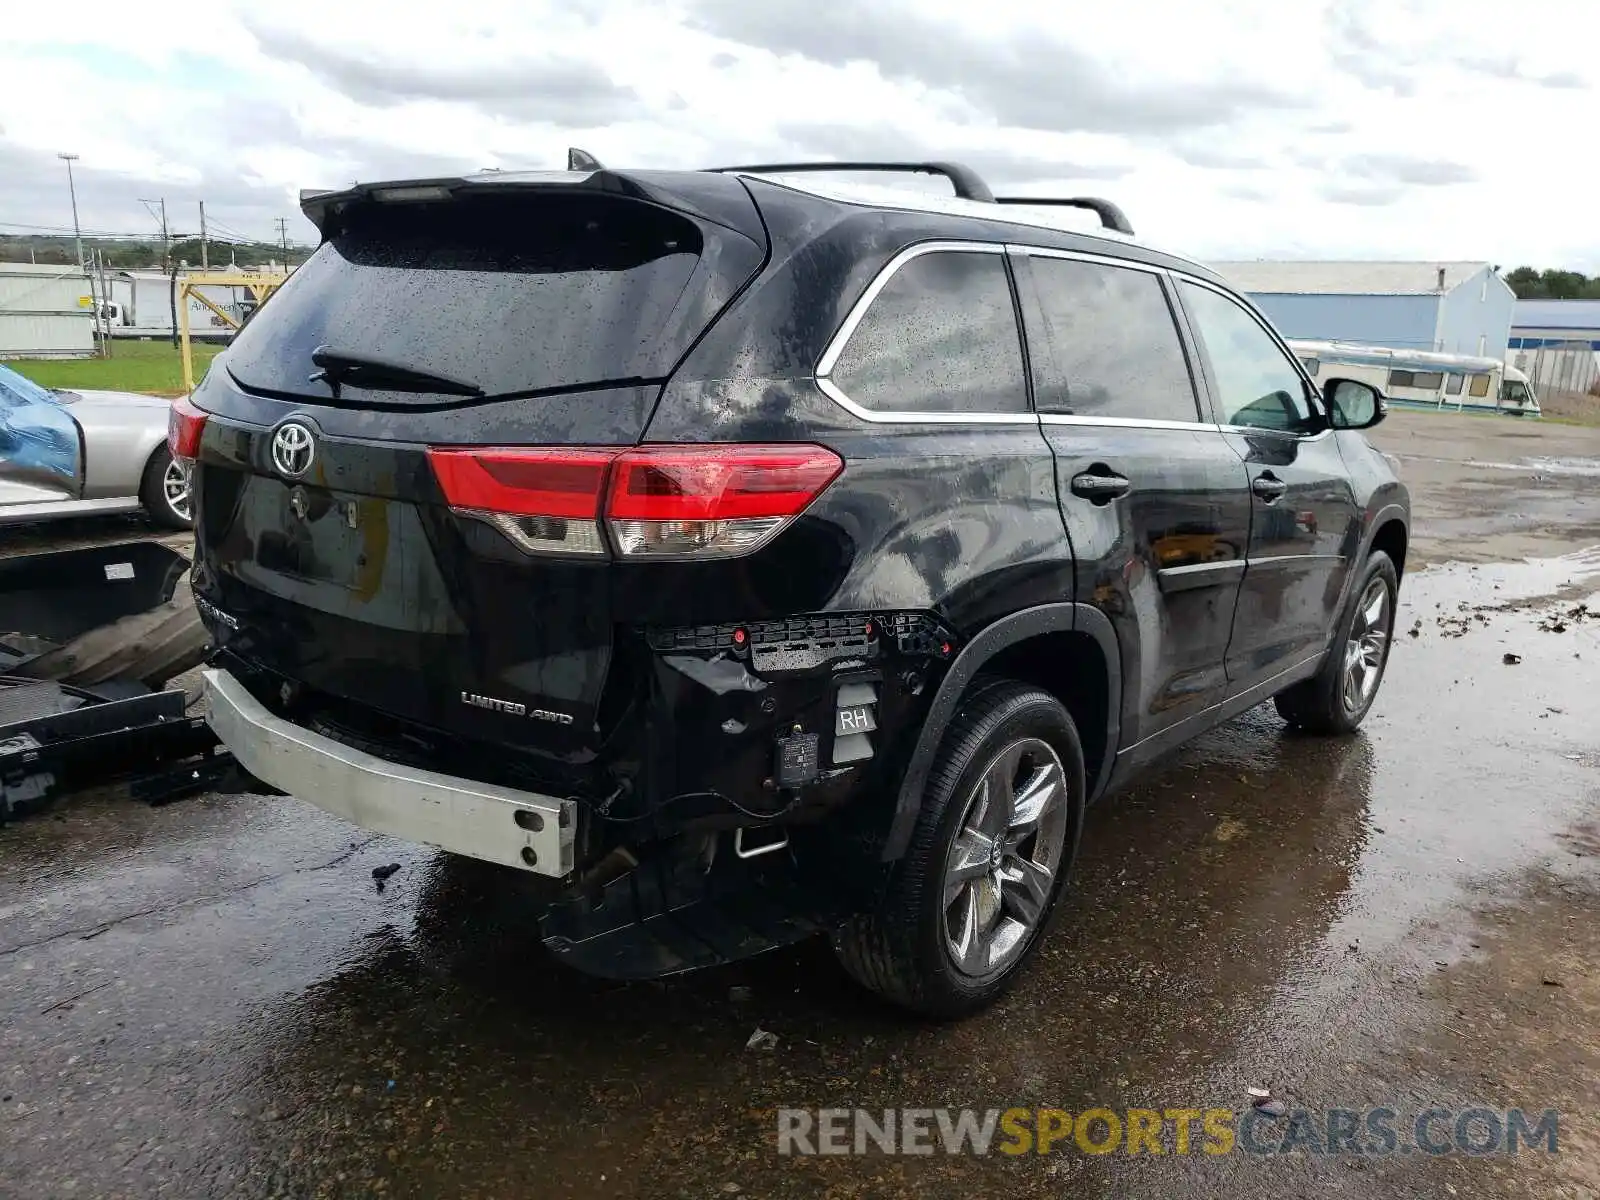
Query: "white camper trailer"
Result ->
[[1288, 340, 1541, 417]]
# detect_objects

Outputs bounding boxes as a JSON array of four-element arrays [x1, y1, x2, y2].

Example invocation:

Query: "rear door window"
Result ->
[[825, 249, 1028, 415], [224, 192, 725, 403], [1022, 256, 1201, 422]]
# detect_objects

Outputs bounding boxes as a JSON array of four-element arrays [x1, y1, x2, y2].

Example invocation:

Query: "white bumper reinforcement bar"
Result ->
[[203, 668, 575, 877]]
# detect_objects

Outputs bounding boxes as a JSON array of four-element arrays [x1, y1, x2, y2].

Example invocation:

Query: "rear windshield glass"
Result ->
[[225, 191, 705, 401]]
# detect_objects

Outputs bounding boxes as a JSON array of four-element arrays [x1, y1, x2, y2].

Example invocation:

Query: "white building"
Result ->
[[0, 262, 96, 359]]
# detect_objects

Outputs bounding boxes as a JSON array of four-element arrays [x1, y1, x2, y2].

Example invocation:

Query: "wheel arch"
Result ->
[[1367, 511, 1408, 580], [882, 603, 1121, 861]]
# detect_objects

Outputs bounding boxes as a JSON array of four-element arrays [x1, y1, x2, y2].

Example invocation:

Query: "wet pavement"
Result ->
[[3, 410, 1600, 1199]]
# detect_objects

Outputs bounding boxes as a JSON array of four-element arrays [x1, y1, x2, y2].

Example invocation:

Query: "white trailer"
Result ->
[[101, 271, 245, 341], [1288, 340, 1541, 417]]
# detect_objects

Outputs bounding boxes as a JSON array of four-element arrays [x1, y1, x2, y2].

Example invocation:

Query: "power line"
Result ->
[[2, 218, 288, 248], [0, 220, 166, 238], [202, 216, 261, 243]]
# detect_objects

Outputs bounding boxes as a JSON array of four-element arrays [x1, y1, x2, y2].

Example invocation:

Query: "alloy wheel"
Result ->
[[163, 457, 192, 523], [1342, 576, 1391, 714], [941, 737, 1069, 978]]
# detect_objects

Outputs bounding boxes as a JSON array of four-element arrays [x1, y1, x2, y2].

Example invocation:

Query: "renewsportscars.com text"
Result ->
[[777, 1106, 1559, 1157]]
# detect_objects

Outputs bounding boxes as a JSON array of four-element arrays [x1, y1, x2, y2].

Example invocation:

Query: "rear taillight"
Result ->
[[426, 448, 619, 556], [606, 445, 843, 559], [426, 444, 843, 559], [168, 396, 207, 460]]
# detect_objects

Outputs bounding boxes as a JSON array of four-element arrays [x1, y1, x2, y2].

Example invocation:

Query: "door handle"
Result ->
[[1070, 470, 1131, 503], [1251, 473, 1288, 503]]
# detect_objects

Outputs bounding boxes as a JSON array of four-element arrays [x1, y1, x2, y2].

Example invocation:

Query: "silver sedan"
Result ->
[[0, 363, 190, 529]]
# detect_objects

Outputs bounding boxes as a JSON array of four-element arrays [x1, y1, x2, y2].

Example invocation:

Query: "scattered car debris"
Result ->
[[1502, 653, 1521, 665], [1539, 602, 1593, 634], [0, 543, 225, 824], [745, 1028, 778, 1051], [1246, 1086, 1271, 1100], [1253, 1098, 1288, 1118], [372, 863, 403, 891], [1541, 974, 1563, 987]]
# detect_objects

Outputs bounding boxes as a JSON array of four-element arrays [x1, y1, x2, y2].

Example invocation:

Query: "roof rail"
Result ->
[[993, 196, 1134, 236], [711, 161, 995, 202]]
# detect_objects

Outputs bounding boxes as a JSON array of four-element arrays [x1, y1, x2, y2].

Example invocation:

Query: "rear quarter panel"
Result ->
[[644, 198, 1075, 632]]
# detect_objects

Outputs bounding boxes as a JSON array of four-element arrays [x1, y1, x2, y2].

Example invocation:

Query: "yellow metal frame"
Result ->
[[178, 271, 289, 393]]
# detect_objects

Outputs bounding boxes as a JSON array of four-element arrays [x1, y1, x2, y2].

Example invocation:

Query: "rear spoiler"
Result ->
[[297, 168, 767, 245]]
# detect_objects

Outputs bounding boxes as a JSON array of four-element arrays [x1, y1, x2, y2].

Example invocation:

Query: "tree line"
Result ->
[[0, 234, 310, 270], [1503, 267, 1600, 300]]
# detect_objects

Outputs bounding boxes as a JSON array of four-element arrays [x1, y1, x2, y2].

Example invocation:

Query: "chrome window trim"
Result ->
[[815, 375, 1039, 425], [1041, 413, 1219, 432], [812, 237, 1331, 435], [1005, 243, 1168, 276], [1219, 423, 1335, 443], [815, 241, 1032, 425]]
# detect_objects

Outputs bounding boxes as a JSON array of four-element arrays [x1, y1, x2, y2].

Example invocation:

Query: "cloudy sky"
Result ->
[[3, 0, 1596, 269]]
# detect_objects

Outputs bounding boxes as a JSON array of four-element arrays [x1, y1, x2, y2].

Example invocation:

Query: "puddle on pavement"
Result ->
[[1391, 453, 1600, 481], [2, 549, 1599, 1199], [1476, 457, 1600, 479]]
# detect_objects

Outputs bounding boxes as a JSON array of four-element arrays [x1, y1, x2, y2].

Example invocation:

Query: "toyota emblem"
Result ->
[[271, 421, 315, 478]]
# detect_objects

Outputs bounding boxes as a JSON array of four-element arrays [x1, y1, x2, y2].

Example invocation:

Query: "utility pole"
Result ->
[[141, 198, 177, 345], [275, 216, 290, 263], [58, 153, 84, 271], [97, 248, 114, 358], [199, 201, 209, 271], [140, 197, 170, 260]]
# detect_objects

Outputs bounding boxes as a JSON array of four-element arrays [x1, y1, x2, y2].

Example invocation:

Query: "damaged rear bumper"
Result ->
[[203, 667, 576, 877]]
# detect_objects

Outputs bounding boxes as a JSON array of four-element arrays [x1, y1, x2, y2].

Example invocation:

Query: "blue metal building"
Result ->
[[1207, 261, 1517, 362]]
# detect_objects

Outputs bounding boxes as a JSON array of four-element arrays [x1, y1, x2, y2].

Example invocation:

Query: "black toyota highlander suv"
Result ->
[[178, 158, 1408, 1016]]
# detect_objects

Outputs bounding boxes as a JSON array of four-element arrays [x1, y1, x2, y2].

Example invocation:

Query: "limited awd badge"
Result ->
[[460, 691, 574, 725]]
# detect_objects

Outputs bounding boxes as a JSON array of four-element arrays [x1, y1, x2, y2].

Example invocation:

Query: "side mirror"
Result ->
[[1324, 378, 1386, 430]]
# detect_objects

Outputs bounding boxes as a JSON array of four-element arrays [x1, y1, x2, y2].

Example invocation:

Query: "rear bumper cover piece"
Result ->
[[202, 668, 575, 876]]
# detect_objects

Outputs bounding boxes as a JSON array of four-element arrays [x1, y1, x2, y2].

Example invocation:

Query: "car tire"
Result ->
[[832, 678, 1085, 1017], [140, 444, 193, 530], [1274, 550, 1399, 735]]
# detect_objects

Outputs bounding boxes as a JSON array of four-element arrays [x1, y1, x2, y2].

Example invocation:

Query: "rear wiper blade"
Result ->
[[308, 345, 484, 398]]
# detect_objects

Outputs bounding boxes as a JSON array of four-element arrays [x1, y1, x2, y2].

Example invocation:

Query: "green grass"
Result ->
[[9, 340, 225, 396]]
